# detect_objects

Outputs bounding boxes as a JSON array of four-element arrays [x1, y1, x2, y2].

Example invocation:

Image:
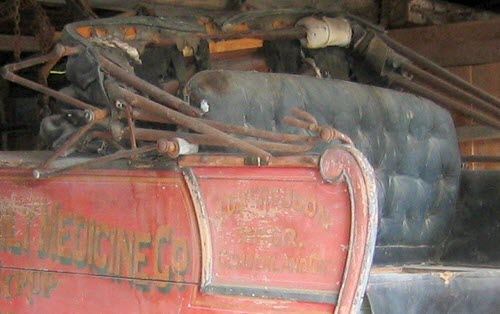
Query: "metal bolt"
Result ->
[[84, 109, 94, 122], [319, 126, 335, 142], [156, 138, 180, 158]]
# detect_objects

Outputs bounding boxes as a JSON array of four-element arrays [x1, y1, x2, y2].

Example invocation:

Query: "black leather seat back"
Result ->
[[184, 70, 461, 265]]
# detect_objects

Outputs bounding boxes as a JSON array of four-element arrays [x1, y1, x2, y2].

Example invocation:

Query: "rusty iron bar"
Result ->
[[282, 114, 354, 145], [388, 73, 500, 129], [402, 62, 500, 118], [38, 46, 75, 105], [283, 115, 316, 131], [40, 119, 99, 169], [2, 44, 80, 72], [130, 128, 315, 153], [39, 46, 75, 77], [39, 109, 110, 169], [379, 33, 500, 109], [97, 55, 203, 117], [0, 72, 99, 111], [106, 83, 272, 160], [162, 80, 180, 95], [1, 45, 103, 112], [333, 131, 354, 146], [129, 108, 317, 143], [88, 130, 125, 151], [125, 106, 138, 159], [202, 118, 319, 143], [291, 107, 318, 125], [33, 145, 157, 179], [125, 106, 138, 150], [128, 108, 170, 124], [39, 53, 65, 108]]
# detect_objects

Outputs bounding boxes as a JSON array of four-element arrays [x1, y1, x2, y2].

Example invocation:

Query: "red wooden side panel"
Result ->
[[0, 168, 340, 313], [0, 169, 201, 313], [191, 167, 351, 303], [0, 146, 377, 313], [0, 268, 195, 313], [0, 268, 334, 313]]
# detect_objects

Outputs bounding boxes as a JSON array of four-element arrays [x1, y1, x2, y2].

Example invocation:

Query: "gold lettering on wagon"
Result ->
[[0, 194, 191, 297], [222, 187, 333, 230], [218, 250, 328, 275], [235, 226, 299, 247], [0, 269, 59, 300], [215, 187, 337, 275]]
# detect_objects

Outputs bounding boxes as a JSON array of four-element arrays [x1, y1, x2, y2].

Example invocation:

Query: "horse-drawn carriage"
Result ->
[[0, 8, 498, 313]]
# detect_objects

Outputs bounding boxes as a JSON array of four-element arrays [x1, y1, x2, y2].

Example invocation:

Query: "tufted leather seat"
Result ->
[[184, 70, 461, 265]]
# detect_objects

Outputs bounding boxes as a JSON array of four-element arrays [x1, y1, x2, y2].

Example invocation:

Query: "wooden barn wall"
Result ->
[[389, 19, 500, 170], [447, 64, 500, 170]]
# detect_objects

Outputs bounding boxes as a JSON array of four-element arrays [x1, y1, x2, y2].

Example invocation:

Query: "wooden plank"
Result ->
[[0, 33, 62, 52], [449, 62, 500, 170], [471, 62, 500, 99], [447, 66, 474, 127], [209, 38, 263, 54], [457, 125, 500, 142], [464, 139, 500, 170], [0, 35, 40, 52], [388, 18, 500, 67]]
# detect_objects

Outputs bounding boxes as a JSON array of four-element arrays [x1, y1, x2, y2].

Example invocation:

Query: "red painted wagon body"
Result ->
[[0, 147, 377, 314]]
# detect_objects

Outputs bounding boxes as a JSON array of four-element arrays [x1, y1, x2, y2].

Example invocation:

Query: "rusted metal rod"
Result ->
[[388, 73, 500, 129], [2, 44, 80, 72], [402, 62, 500, 118], [129, 108, 170, 123], [203, 119, 318, 143], [129, 108, 316, 143], [40, 119, 99, 169], [380, 33, 500, 109], [130, 128, 314, 153], [1, 45, 99, 112], [106, 83, 272, 160], [1, 71, 99, 111], [283, 115, 315, 131], [98, 55, 203, 117], [282, 115, 353, 145], [4, 52, 56, 72], [89, 131, 125, 151], [125, 107, 138, 149], [291, 107, 318, 125], [33, 145, 156, 179]]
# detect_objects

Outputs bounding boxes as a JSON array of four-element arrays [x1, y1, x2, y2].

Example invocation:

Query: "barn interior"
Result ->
[[0, 1, 499, 313]]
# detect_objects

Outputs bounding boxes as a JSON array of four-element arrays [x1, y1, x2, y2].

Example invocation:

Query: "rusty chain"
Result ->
[[0, 0, 16, 23], [0, 0, 23, 60], [13, 0, 22, 61], [30, 0, 55, 53], [0, 0, 55, 60]]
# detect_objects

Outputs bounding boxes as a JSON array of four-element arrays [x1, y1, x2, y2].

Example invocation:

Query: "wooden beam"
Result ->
[[388, 18, 500, 67], [0, 35, 40, 52], [457, 125, 500, 142], [0, 33, 62, 53], [209, 38, 263, 54]]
